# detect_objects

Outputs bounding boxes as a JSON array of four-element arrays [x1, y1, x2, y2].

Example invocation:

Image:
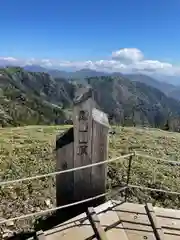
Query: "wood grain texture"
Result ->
[[44, 201, 180, 239], [114, 203, 156, 240], [73, 98, 94, 201], [56, 142, 74, 206], [91, 119, 109, 199], [145, 203, 165, 240], [56, 88, 109, 216], [87, 207, 108, 240], [36, 230, 46, 240]]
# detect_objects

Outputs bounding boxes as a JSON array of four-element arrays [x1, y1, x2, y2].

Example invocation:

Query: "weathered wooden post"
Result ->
[[56, 87, 109, 219]]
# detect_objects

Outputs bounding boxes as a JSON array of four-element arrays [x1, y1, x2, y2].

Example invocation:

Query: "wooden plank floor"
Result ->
[[35, 201, 180, 240]]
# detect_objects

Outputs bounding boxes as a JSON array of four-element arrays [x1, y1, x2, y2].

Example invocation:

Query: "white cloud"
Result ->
[[93, 60, 126, 72], [0, 57, 18, 66], [41, 59, 53, 67], [127, 60, 173, 74], [112, 48, 144, 63], [0, 48, 180, 77], [0, 57, 17, 62]]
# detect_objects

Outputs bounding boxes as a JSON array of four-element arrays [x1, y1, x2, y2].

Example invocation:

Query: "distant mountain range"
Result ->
[[1, 66, 180, 132], [23, 65, 111, 78], [23, 65, 180, 101]]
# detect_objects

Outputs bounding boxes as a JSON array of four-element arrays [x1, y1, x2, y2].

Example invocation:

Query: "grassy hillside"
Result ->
[[1, 125, 180, 234], [88, 76, 180, 129], [0, 67, 74, 126]]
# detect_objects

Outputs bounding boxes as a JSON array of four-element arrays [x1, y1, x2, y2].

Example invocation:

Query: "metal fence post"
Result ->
[[125, 151, 134, 202]]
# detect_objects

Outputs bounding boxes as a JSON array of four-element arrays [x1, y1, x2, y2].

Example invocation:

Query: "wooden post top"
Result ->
[[92, 108, 109, 128], [73, 86, 109, 127], [73, 86, 93, 105]]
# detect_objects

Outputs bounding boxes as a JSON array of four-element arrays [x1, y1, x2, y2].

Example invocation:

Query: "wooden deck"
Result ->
[[31, 200, 180, 240]]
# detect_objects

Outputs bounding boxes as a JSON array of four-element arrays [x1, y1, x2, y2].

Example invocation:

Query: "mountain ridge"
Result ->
[[0, 67, 74, 126], [1, 67, 180, 131], [22, 65, 180, 101]]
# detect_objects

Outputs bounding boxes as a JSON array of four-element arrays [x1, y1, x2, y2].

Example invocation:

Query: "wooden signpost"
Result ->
[[56, 87, 109, 219]]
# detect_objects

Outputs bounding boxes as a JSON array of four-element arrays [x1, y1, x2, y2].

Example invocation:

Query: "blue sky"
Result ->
[[1, 0, 180, 75]]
